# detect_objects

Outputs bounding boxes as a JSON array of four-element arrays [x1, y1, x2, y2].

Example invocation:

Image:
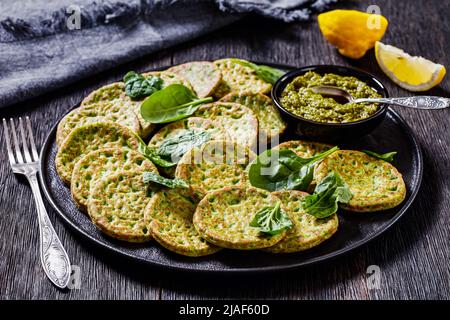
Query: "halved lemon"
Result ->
[[375, 41, 446, 92], [318, 10, 388, 59]]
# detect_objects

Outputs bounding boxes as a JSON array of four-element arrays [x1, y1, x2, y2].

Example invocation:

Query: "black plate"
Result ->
[[39, 64, 423, 273]]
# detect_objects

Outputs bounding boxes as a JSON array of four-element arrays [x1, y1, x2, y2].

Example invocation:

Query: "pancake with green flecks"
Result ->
[[193, 102, 258, 149], [175, 140, 256, 198], [168, 61, 222, 98], [56, 100, 141, 147], [148, 117, 229, 163], [146, 188, 221, 257], [71, 147, 158, 212], [88, 171, 153, 242], [273, 140, 333, 157], [79, 72, 192, 138], [264, 190, 338, 253], [220, 92, 286, 140], [213, 58, 272, 98], [148, 117, 229, 177], [193, 186, 287, 249], [55, 122, 140, 185], [315, 150, 406, 212]]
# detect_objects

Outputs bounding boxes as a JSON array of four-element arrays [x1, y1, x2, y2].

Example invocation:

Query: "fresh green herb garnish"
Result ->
[[137, 139, 177, 168], [157, 130, 211, 163], [140, 84, 213, 124], [123, 71, 163, 100], [250, 202, 292, 235], [301, 172, 352, 218], [229, 58, 285, 85], [142, 172, 189, 189], [248, 146, 339, 192], [362, 150, 397, 163]]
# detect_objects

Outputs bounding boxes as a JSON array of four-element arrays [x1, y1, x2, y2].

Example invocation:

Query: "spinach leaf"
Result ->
[[157, 130, 211, 163], [140, 84, 213, 124], [250, 202, 293, 235], [123, 71, 163, 100], [248, 146, 339, 192], [142, 172, 189, 189], [229, 58, 285, 85], [137, 139, 177, 168], [301, 172, 352, 218], [362, 150, 397, 163]]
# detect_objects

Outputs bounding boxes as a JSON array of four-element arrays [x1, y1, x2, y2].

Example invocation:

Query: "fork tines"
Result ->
[[2, 117, 39, 165]]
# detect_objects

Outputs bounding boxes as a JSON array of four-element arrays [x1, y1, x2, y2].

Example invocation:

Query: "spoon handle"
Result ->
[[354, 96, 450, 110]]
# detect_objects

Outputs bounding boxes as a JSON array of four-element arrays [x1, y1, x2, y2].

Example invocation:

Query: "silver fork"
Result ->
[[3, 117, 71, 288]]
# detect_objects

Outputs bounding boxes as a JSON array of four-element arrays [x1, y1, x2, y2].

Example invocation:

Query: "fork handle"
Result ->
[[354, 96, 450, 110], [27, 173, 71, 288]]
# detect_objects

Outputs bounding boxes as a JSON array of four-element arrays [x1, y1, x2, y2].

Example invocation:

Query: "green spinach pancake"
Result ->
[[146, 188, 221, 257], [88, 171, 153, 242], [315, 150, 406, 212], [193, 186, 287, 249], [168, 61, 222, 98], [213, 58, 272, 98], [71, 148, 158, 212], [148, 117, 229, 177], [148, 117, 229, 164], [175, 140, 256, 198], [56, 101, 141, 146], [80, 72, 192, 138], [273, 140, 333, 158], [220, 92, 286, 140], [265, 190, 338, 253], [193, 102, 258, 149], [55, 122, 140, 184]]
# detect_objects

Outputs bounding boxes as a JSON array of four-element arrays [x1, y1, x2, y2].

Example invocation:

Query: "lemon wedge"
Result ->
[[375, 41, 446, 92]]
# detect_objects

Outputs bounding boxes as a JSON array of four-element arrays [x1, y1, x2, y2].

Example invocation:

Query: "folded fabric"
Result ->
[[217, 0, 338, 22], [0, 0, 337, 108]]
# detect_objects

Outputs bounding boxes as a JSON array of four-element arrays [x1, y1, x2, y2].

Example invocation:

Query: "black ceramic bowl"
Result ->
[[271, 65, 389, 142]]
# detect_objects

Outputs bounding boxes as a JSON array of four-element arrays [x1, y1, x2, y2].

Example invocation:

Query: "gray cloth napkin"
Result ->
[[0, 0, 337, 108], [217, 0, 337, 22]]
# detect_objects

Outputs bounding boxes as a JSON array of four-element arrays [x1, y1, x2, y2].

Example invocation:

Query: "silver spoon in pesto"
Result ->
[[310, 85, 449, 110]]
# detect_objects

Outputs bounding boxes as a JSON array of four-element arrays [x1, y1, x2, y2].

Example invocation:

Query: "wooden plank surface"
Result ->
[[0, 0, 449, 300]]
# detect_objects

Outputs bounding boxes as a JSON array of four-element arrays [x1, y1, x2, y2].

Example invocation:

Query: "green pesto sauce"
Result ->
[[280, 71, 381, 123]]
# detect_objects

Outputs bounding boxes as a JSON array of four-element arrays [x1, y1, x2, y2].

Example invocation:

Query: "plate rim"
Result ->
[[38, 63, 423, 274]]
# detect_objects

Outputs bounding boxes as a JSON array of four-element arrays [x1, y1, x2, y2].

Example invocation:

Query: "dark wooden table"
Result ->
[[1, 0, 449, 300]]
